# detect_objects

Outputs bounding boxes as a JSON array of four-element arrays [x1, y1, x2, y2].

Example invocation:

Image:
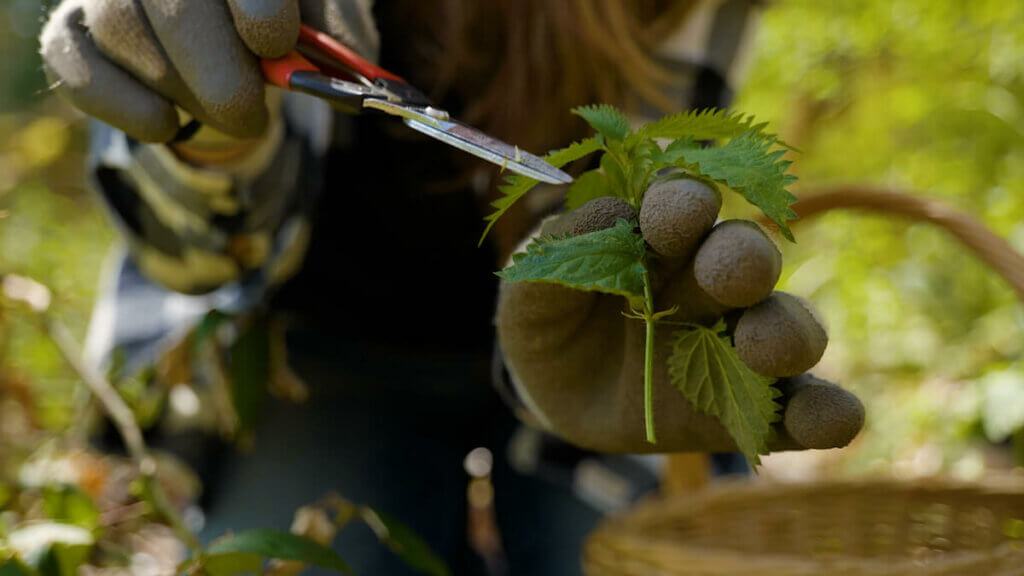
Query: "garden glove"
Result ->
[[497, 176, 866, 454], [40, 0, 378, 142]]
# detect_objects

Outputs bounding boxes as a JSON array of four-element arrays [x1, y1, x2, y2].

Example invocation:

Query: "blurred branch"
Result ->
[[47, 319, 145, 461], [43, 314, 202, 552], [761, 186, 1024, 301]]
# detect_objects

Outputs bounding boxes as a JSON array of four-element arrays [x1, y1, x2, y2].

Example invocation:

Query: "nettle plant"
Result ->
[[486, 105, 799, 467]]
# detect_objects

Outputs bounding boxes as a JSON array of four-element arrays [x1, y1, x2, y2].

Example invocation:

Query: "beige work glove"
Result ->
[[497, 176, 865, 454], [40, 0, 378, 142]]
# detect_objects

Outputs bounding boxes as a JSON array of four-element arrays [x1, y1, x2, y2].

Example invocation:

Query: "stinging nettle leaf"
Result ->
[[671, 131, 799, 241], [640, 107, 793, 149], [497, 219, 646, 306], [599, 153, 628, 199], [479, 137, 602, 245], [565, 171, 613, 210], [668, 321, 782, 467], [572, 104, 632, 142]]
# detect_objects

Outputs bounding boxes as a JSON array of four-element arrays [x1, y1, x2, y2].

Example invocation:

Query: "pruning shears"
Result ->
[[261, 24, 573, 185]]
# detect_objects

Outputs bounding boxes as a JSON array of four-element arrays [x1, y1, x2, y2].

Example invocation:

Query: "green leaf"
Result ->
[[6, 523, 93, 576], [496, 219, 646, 306], [668, 321, 782, 467], [41, 487, 99, 531], [0, 559, 36, 576], [192, 309, 229, 350], [229, 319, 270, 435], [479, 137, 601, 245], [652, 137, 697, 165], [640, 108, 792, 149], [572, 104, 631, 142], [599, 153, 627, 199], [189, 552, 264, 576], [360, 508, 450, 576], [671, 132, 799, 241], [207, 529, 351, 574], [543, 137, 603, 167], [565, 171, 612, 210]]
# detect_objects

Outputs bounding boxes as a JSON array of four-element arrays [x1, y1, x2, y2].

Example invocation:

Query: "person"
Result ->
[[39, 1, 865, 574]]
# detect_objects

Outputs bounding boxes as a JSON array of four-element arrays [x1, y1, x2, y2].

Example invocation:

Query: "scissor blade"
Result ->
[[361, 98, 572, 185], [403, 118, 572, 185]]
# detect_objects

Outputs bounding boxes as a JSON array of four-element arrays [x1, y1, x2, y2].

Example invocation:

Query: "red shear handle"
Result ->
[[298, 24, 405, 84], [262, 51, 319, 88]]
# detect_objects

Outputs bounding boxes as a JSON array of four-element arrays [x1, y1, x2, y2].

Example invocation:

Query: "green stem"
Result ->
[[642, 269, 657, 444]]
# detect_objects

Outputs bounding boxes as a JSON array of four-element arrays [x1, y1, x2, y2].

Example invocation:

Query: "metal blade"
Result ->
[[363, 99, 573, 185]]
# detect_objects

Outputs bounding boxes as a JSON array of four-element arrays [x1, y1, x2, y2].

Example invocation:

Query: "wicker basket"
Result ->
[[584, 479, 1024, 576]]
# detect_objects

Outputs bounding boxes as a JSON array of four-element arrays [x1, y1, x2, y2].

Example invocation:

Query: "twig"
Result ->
[[44, 316, 202, 552]]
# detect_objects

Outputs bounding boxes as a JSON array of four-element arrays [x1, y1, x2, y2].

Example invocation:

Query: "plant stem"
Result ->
[[642, 269, 657, 444], [45, 317, 202, 553]]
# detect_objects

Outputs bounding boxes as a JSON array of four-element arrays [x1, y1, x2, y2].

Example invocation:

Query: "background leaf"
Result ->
[[6, 523, 93, 576], [668, 321, 782, 467], [206, 529, 351, 574], [360, 508, 450, 576], [0, 559, 36, 576], [228, 320, 270, 435], [479, 137, 601, 244], [572, 104, 632, 141], [188, 552, 264, 576], [41, 487, 99, 531], [671, 132, 798, 240], [497, 219, 646, 306], [192, 309, 229, 351]]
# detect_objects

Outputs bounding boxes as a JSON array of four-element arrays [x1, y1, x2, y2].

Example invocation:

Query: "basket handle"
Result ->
[[760, 186, 1024, 301]]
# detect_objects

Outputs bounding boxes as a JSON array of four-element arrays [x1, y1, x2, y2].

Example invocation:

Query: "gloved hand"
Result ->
[[40, 0, 378, 142], [496, 176, 865, 454]]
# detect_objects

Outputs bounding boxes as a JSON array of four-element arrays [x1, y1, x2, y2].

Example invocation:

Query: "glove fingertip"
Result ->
[[41, 2, 179, 143], [782, 374, 865, 449], [141, 0, 270, 140], [227, 0, 301, 58], [735, 292, 828, 378], [694, 220, 781, 308], [210, 90, 270, 140], [640, 175, 721, 265], [562, 197, 636, 237]]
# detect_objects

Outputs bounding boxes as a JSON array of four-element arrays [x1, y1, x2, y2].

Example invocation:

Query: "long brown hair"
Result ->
[[384, 0, 699, 251]]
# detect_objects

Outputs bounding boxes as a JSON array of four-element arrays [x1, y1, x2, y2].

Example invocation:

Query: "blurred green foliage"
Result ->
[[735, 0, 1024, 476], [0, 0, 114, 430]]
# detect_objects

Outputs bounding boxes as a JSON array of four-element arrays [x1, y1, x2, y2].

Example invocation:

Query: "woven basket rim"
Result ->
[[616, 476, 1024, 520], [586, 476, 1024, 574]]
